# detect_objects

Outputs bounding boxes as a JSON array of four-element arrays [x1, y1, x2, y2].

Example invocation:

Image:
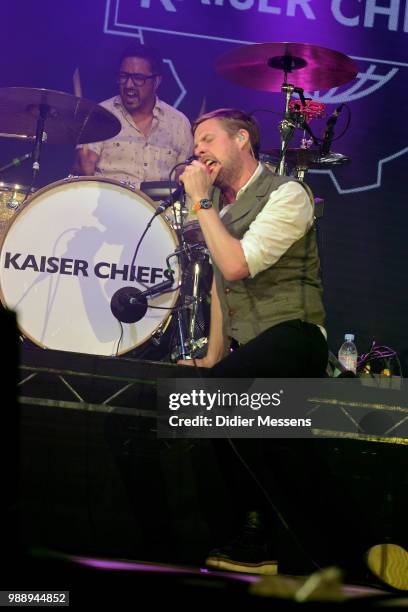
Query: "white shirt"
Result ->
[[221, 163, 314, 279]]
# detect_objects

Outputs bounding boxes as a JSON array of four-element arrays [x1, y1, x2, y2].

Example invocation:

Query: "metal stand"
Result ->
[[277, 83, 296, 176], [31, 104, 48, 184], [138, 182, 211, 361], [171, 240, 210, 362], [277, 80, 312, 176]]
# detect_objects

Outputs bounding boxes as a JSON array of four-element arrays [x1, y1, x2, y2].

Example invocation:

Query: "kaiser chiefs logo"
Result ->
[[2, 252, 171, 283]]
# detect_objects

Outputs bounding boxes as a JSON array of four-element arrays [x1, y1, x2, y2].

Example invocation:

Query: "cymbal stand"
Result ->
[[31, 104, 48, 185], [277, 83, 296, 175], [169, 196, 190, 360], [272, 56, 301, 175], [277, 79, 309, 176]]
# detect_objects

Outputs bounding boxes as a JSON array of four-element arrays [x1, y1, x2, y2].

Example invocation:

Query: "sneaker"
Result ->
[[205, 511, 278, 575], [366, 543, 408, 591]]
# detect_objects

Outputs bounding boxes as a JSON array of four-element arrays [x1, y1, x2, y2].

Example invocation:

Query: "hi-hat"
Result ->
[[216, 42, 358, 92], [0, 87, 121, 144]]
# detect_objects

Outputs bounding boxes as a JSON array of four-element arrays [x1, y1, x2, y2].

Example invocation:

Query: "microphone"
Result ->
[[154, 155, 198, 216], [110, 278, 175, 323], [0, 152, 32, 174], [181, 154, 198, 165], [321, 104, 344, 155]]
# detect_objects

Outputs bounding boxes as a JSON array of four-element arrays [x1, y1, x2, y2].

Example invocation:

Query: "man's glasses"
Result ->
[[117, 72, 158, 87]]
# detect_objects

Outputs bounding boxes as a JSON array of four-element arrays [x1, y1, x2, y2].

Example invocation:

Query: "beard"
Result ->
[[213, 150, 244, 190]]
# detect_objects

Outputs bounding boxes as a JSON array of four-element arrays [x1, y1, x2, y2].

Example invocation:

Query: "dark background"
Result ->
[[1, 0, 408, 369]]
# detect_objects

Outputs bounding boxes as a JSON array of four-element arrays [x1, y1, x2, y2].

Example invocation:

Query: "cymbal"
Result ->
[[0, 87, 121, 144], [261, 149, 350, 168], [216, 42, 358, 92]]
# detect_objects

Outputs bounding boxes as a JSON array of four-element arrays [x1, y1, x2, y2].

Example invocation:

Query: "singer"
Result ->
[[73, 44, 193, 187], [178, 108, 327, 378], [178, 108, 328, 574]]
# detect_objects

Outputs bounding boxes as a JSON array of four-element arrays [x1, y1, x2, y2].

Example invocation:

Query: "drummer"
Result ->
[[74, 44, 193, 187]]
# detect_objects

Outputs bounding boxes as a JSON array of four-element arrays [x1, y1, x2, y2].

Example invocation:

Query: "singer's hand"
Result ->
[[179, 160, 218, 202]]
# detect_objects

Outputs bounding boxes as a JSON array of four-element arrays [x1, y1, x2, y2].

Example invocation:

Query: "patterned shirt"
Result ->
[[83, 96, 193, 187]]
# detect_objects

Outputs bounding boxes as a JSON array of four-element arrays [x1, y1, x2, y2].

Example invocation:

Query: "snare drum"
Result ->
[[0, 182, 34, 240], [0, 177, 180, 356]]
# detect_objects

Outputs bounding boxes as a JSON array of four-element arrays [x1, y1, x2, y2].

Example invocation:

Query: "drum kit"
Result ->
[[0, 42, 357, 359]]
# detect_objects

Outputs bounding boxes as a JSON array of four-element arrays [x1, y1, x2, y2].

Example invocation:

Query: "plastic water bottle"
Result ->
[[338, 334, 358, 374]]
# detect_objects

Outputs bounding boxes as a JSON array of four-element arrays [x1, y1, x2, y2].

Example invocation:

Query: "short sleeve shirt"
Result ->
[[83, 96, 193, 187]]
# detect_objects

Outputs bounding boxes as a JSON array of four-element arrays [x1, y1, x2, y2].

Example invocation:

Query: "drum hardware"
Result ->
[[155, 224, 210, 361], [88, 171, 210, 360], [0, 133, 35, 141], [0, 87, 121, 183], [276, 82, 318, 175], [170, 336, 208, 363], [6, 197, 19, 210], [0, 152, 32, 175], [168, 231, 208, 362], [150, 314, 174, 347], [0, 182, 36, 242], [171, 236, 211, 362], [216, 42, 357, 179], [318, 152, 350, 166], [142, 160, 211, 361], [119, 179, 137, 191], [108, 195, 208, 361], [260, 148, 350, 180], [188, 261, 202, 341]]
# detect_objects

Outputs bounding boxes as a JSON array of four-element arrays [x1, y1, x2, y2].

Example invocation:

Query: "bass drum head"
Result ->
[[0, 177, 180, 357]]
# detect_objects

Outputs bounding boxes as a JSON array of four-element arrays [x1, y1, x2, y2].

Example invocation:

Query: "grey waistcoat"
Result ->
[[211, 167, 325, 345]]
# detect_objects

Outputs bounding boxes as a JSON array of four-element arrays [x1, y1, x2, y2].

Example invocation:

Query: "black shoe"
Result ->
[[205, 511, 278, 575], [366, 543, 408, 591]]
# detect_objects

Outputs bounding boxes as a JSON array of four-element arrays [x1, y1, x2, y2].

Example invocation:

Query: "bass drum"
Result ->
[[0, 177, 180, 356]]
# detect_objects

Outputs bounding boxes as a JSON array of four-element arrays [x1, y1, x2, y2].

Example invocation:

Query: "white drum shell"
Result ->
[[0, 177, 180, 356]]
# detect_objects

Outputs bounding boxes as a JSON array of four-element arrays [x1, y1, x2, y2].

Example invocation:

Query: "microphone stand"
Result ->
[[117, 162, 210, 360], [172, 189, 190, 360], [155, 194, 209, 361]]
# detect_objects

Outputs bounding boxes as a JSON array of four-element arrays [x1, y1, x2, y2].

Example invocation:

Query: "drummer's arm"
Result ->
[[178, 276, 227, 368], [72, 146, 100, 176]]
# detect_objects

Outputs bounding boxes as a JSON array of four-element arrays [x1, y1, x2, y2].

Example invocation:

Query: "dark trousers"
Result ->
[[205, 320, 329, 567], [210, 319, 328, 378]]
